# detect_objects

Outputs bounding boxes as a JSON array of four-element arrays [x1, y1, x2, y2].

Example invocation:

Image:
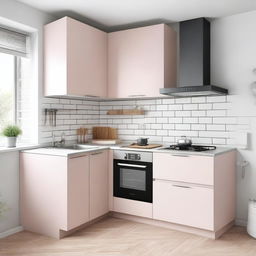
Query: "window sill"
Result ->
[[0, 144, 40, 154]]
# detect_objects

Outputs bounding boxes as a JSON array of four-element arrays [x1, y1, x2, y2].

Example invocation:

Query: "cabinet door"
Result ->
[[108, 24, 176, 98], [44, 17, 107, 97], [90, 151, 109, 220], [68, 18, 107, 97], [153, 180, 214, 230], [153, 153, 214, 185], [67, 155, 90, 230]]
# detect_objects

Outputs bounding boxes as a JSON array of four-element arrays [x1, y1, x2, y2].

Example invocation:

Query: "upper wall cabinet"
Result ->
[[44, 17, 107, 97], [108, 24, 177, 98]]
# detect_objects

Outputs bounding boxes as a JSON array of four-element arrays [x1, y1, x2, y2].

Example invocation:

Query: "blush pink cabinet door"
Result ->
[[44, 17, 107, 97], [153, 180, 214, 230], [67, 155, 90, 230], [153, 153, 214, 185], [89, 151, 109, 220], [108, 24, 176, 98]]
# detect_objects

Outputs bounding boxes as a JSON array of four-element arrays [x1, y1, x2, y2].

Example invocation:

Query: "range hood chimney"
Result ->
[[160, 18, 228, 97]]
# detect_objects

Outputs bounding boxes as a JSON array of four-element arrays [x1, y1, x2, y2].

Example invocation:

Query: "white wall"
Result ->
[[0, 0, 54, 234], [211, 10, 256, 225]]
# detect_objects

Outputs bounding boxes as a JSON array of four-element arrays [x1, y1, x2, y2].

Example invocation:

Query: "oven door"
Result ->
[[114, 159, 152, 203]]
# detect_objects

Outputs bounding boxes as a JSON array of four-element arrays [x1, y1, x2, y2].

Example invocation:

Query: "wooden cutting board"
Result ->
[[127, 144, 162, 149], [92, 139, 120, 145], [92, 127, 117, 140]]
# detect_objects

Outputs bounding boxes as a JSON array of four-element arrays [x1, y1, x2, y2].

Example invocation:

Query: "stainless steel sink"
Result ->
[[47, 145, 100, 150]]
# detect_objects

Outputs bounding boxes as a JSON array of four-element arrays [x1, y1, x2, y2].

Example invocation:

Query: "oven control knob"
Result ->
[[124, 153, 128, 160], [138, 155, 141, 160]]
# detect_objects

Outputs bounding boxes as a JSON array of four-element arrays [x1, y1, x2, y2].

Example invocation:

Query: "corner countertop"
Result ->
[[21, 143, 236, 157]]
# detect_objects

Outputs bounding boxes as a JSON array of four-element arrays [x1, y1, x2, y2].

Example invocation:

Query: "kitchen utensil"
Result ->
[[44, 109, 48, 126], [137, 137, 149, 146], [177, 136, 192, 147], [53, 109, 57, 126]]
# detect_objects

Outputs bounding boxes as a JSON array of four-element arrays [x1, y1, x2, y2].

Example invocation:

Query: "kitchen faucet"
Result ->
[[52, 132, 66, 147]]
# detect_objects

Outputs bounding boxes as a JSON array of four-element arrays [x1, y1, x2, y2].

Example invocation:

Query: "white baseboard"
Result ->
[[235, 219, 247, 227], [0, 226, 23, 239]]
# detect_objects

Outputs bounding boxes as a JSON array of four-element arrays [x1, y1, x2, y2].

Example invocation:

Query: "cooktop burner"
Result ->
[[163, 145, 216, 152]]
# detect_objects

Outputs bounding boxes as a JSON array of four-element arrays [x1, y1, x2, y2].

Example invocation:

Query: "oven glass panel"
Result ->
[[120, 168, 146, 191]]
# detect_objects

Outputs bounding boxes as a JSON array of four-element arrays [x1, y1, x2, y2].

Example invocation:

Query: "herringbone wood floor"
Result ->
[[0, 217, 255, 256]]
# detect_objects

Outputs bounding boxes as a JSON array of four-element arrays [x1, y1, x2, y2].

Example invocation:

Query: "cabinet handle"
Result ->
[[128, 95, 146, 97], [117, 163, 147, 169], [172, 185, 191, 189], [69, 154, 88, 159], [91, 151, 103, 156], [171, 154, 190, 157], [84, 95, 99, 98]]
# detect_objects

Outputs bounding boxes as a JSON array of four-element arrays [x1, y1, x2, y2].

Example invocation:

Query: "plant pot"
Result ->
[[6, 137, 17, 148]]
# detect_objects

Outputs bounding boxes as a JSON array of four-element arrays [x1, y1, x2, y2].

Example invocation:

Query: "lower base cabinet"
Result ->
[[153, 180, 214, 230], [20, 150, 108, 239], [67, 155, 90, 230], [90, 151, 109, 220]]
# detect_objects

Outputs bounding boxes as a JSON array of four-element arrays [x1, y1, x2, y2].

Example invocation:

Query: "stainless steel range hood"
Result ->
[[160, 18, 228, 97]]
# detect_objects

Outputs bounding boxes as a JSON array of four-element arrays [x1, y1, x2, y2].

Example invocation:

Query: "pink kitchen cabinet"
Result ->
[[153, 153, 214, 185], [153, 180, 214, 230], [44, 17, 107, 97], [89, 151, 109, 220], [153, 150, 236, 235], [108, 24, 177, 98], [67, 155, 90, 230], [20, 152, 90, 238]]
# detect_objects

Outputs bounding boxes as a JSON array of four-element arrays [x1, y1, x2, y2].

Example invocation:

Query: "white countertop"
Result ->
[[22, 143, 236, 157]]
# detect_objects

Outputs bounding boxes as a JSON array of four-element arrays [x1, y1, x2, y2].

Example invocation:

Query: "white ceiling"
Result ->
[[17, 0, 256, 31]]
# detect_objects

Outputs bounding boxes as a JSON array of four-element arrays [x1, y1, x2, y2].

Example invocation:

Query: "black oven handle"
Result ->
[[117, 163, 147, 169]]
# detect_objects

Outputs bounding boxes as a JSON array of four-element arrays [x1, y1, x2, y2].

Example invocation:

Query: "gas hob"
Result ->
[[162, 145, 216, 152]]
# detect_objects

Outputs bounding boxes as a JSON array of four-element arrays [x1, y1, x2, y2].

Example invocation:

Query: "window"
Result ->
[[0, 26, 32, 146], [0, 52, 15, 129]]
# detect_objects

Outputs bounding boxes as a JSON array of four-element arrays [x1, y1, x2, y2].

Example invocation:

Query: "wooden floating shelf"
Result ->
[[107, 109, 145, 115]]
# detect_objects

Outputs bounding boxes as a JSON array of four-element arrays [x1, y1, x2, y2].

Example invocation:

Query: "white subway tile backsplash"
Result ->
[[151, 124, 162, 129], [198, 117, 212, 124], [157, 105, 168, 111], [163, 111, 175, 117], [207, 96, 226, 103], [192, 97, 206, 103], [191, 110, 206, 117], [183, 104, 198, 110], [175, 124, 190, 130], [199, 131, 230, 138], [168, 104, 182, 110], [163, 124, 175, 130], [175, 111, 190, 117], [207, 110, 226, 117], [175, 98, 191, 104], [207, 124, 226, 131], [213, 117, 237, 124], [162, 98, 175, 104], [183, 117, 198, 124], [191, 124, 206, 131], [157, 130, 168, 136], [198, 103, 212, 110], [41, 95, 240, 147], [169, 117, 183, 123], [157, 117, 168, 123]]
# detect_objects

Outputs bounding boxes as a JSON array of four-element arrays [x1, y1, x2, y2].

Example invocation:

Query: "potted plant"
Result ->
[[2, 125, 22, 148]]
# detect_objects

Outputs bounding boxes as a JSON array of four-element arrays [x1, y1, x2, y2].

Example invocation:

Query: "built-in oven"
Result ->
[[113, 150, 153, 203]]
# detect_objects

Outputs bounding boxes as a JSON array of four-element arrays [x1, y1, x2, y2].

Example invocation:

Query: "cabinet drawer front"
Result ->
[[153, 180, 214, 230], [113, 197, 152, 219], [153, 153, 214, 185]]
